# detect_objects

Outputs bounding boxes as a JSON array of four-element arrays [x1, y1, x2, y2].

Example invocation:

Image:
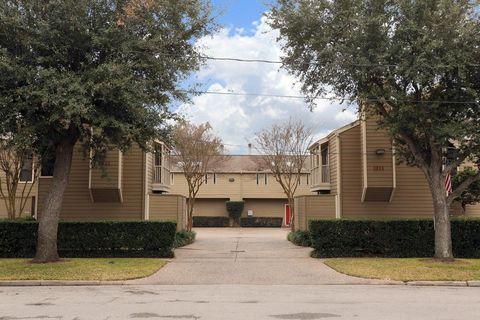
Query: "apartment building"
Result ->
[[169, 155, 311, 226], [295, 117, 480, 230], [0, 142, 187, 229]]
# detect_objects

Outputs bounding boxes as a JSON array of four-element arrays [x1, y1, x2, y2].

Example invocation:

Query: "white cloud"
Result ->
[[177, 16, 358, 154]]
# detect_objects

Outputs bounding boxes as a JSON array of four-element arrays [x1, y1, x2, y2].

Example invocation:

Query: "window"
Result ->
[[170, 173, 174, 185], [19, 153, 33, 182], [205, 174, 208, 184], [41, 153, 55, 177], [306, 174, 309, 185], [256, 173, 268, 185], [321, 143, 329, 165], [213, 173, 217, 184], [154, 146, 162, 167]]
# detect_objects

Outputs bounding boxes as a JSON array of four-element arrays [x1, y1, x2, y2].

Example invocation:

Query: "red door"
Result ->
[[285, 204, 291, 227]]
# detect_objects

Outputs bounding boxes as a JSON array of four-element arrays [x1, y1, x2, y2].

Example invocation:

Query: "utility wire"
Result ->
[[156, 52, 480, 68], [181, 89, 479, 105]]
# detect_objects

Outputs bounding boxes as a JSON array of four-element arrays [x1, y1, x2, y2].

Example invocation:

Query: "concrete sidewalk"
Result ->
[[130, 228, 398, 285]]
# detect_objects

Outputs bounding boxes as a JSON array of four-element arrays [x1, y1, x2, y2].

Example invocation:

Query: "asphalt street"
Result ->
[[1, 284, 480, 320], [2, 229, 478, 319]]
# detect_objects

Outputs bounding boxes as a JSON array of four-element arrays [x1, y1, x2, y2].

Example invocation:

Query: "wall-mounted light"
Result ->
[[375, 148, 386, 156], [229, 178, 235, 182]]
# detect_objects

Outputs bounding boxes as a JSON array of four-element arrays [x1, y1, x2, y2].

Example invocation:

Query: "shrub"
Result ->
[[226, 201, 244, 225], [287, 230, 312, 247], [309, 219, 480, 258], [193, 216, 230, 227], [174, 230, 196, 248], [0, 220, 177, 258], [240, 217, 283, 228]]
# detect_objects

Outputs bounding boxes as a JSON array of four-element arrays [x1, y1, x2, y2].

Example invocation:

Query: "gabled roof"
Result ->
[[309, 120, 360, 150]]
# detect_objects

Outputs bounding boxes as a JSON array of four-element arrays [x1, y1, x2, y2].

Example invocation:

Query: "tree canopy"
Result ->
[[0, 0, 215, 262], [0, 0, 214, 159], [270, 0, 480, 259]]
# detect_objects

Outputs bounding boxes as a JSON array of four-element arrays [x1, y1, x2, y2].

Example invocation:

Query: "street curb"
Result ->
[[0, 280, 126, 286], [0, 280, 478, 287], [405, 281, 471, 287]]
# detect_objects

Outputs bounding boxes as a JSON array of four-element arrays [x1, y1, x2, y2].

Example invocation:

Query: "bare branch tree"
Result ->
[[0, 140, 39, 219], [171, 121, 228, 230], [254, 118, 313, 230]]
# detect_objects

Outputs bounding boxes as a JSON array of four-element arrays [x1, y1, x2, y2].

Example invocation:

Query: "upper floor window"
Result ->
[[256, 173, 268, 185], [321, 143, 329, 166], [19, 153, 33, 182], [41, 153, 55, 177], [154, 146, 163, 167]]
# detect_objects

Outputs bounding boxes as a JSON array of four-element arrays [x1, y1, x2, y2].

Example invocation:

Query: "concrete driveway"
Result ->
[[131, 228, 394, 285]]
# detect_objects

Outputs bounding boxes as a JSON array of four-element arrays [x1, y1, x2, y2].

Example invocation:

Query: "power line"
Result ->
[[156, 52, 480, 68], [181, 89, 479, 105]]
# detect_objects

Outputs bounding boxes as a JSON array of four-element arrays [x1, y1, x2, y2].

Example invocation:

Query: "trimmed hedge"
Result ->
[[287, 230, 312, 247], [174, 230, 196, 248], [193, 216, 229, 227], [240, 217, 283, 228], [310, 219, 480, 258], [0, 221, 177, 258]]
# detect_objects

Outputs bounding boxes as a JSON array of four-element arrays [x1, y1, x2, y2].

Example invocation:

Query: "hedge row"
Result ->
[[310, 219, 480, 258], [287, 230, 312, 247], [174, 230, 196, 248], [240, 217, 283, 228], [193, 216, 230, 227], [0, 221, 177, 258]]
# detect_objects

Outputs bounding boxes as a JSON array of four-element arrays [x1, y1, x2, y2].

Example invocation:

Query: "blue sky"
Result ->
[[177, 0, 356, 154], [212, 0, 269, 32]]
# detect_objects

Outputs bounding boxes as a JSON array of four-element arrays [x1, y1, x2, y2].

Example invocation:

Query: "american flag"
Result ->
[[445, 172, 453, 195]]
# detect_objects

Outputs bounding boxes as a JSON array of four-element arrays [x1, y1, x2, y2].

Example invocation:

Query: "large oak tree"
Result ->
[[0, 0, 214, 262], [270, 0, 480, 259]]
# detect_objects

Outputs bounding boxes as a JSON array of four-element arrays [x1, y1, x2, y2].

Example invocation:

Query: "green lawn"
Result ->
[[324, 258, 480, 281], [0, 258, 166, 281]]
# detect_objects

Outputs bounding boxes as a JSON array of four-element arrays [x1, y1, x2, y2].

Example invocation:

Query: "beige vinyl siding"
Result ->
[[363, 118, 394, 188], [243, 199, 287, 218], [339, 125, 434, 218], [0, 196, 36, 218], [294, 195, 336, 230], [193, 199, 229, 217], [149, 194, 186, 230], [37, 144, 145, 220], [464, 204, 480, 216], [90, 149, 120, 189], [0, 161, 38, 218], [329, 137, 338, 194], [170, 172, 311, 201], [146, 152, 154, 194]]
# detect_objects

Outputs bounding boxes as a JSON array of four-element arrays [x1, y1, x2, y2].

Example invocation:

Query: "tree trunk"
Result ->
[[33, 139, 75, 263], [428, 174, 454, 260], [288, 197, 295, 231], [186, 196, 195, 231]]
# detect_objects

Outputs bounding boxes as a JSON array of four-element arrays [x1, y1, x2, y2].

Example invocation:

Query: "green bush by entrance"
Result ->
[[0, 220, 177, 258], [226, 201, 245, 225], [310, 219, 480, 258]]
